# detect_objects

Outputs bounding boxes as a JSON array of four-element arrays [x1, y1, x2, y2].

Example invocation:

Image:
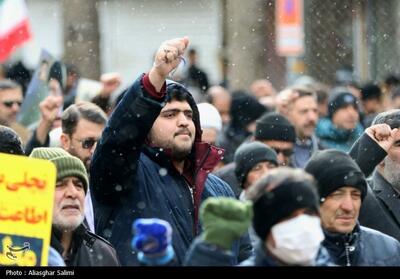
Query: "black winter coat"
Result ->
[[90, 75, 252, 266], [349, 133, 400, 241], [51, 225, 120, 266], [323, 224, 400, 266]]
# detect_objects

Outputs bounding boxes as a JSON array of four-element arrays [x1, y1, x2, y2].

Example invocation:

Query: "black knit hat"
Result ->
[[230, 93, 267, 130], [234, 142, 278, 187], [253, 178, 320, 240], [328, 88, 358, 119], [360, 83, 382, 101], [304, 149, 367, 201], [254, 112, 296, 143]]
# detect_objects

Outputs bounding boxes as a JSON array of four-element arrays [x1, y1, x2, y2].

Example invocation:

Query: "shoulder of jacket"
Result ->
[[205, 174, 235, 197], [84, 230, 115, 249], [360, 225, 399, 243]]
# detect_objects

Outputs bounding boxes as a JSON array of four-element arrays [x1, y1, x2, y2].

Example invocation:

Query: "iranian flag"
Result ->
[[0, 0, 32, 63]]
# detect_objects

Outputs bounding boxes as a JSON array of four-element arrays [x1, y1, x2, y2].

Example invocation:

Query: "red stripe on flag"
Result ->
[[0, 18, 32, 63]]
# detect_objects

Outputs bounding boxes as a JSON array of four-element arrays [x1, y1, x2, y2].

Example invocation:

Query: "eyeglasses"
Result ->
[[73, 137, 99, 149], [3, 100, 22, 108], [272, 147, 293, 157]]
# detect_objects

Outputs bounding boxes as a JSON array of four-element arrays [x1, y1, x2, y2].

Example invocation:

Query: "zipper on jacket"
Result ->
[[188, 184, 194, 204], [344, 242, 354, 266]]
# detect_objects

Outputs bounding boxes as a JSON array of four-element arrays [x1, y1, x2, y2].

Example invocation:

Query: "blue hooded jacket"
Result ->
[[90, 75, 252, 265]]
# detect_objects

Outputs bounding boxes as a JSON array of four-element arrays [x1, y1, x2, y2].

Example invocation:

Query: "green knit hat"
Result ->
[[30, 147, 88, 193]]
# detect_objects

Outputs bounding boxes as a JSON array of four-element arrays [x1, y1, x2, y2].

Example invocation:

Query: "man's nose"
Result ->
[[64, 181, 79, 198], [177, 112, 189, 126], [340, 194, 354, 212]]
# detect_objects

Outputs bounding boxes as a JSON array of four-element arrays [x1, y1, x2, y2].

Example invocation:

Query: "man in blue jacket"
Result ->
[[90, 37, 251, 265], [305, 148, 400, 266]]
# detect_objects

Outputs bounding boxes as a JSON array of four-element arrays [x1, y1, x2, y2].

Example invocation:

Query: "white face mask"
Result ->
[[267, 214, 324, 266]]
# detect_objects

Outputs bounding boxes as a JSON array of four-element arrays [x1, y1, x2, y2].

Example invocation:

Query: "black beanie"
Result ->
[[253, 180, 320, 240], [304, 149, 367, 201], [254, 112, 296, 143], [234, 142, 278, 187], [230, 93, 267, 130], [328, 89, 358, 119], [360, 83, 382, 101]]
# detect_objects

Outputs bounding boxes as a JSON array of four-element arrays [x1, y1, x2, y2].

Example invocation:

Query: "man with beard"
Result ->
[[90, 37, 252, 265], [29, 147, 119, 266], [59, 102, 106, 171], [363, 109, 400, 241]]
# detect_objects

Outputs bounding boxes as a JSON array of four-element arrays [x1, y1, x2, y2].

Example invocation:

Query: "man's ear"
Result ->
[[60, 133, 71, 150]]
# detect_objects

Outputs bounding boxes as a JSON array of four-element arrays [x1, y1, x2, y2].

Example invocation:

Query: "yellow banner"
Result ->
[[0, 153, 56, 266]]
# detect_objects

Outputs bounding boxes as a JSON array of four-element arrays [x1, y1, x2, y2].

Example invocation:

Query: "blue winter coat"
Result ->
[[90, 75, 252, 265], [323, 223, 400, 266], [316, 118, 364, 152]]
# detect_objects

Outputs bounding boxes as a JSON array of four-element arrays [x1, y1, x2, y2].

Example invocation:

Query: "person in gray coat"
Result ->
[[363, 109, 400, 241]]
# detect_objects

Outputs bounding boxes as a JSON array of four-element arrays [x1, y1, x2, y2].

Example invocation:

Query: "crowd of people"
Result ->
[[3, 36, 400, 267]]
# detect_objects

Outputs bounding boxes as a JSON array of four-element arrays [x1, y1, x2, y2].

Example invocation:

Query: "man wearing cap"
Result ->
[[305, 149, 400, 266], [234, 142, 278, 192], [197, 103, 224, 171], [30, 147, 119, 266], [0, 125, 24, 155], [217, 92, 267, 164], [215, 112, 295, 197], [316, 87, 364, 152], [253, 112, 296, 166]]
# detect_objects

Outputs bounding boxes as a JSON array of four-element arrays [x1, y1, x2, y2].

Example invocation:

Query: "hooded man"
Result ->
[[90, 37, 252, 265]]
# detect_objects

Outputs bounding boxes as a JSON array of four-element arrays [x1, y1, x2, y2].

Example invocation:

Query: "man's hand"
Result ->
[[365, 123, 400, 152], [149, 37, 189, 91], [275, 88, 299, 116], [39, 95, 63, 124], [99, 72, 121, 97], [36, 95, 63, 144], [200, 197, 253, 250]]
